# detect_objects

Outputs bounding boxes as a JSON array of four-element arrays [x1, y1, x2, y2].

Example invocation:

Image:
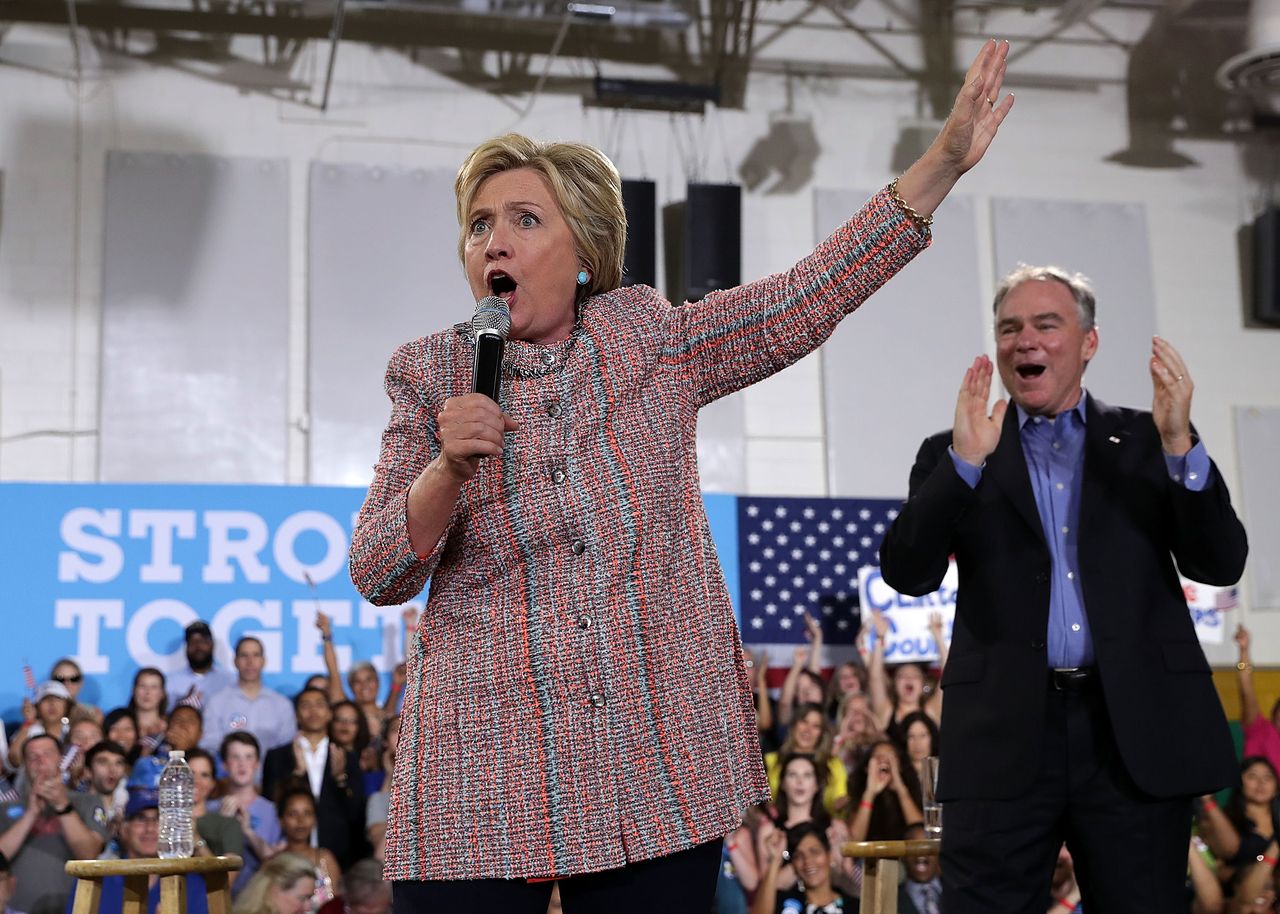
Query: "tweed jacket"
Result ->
[[349, 187, 929, 881]]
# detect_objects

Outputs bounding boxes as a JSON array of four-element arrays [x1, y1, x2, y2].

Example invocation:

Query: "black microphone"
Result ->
[[471, 295, 511, 402]]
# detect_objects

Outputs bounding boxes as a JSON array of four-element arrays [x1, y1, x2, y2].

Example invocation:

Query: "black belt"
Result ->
[[1049, 667, 1098, 690]]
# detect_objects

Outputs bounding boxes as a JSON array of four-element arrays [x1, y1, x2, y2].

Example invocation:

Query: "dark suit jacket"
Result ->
[[262, 740, 369, 868], [879, 394, 1247, 801]]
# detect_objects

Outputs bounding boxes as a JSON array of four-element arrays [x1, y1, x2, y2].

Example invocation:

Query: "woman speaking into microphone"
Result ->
[[349, 39, 1013, 913]]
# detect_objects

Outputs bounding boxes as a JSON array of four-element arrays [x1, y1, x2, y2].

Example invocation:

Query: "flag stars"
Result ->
[[836, 619, 850, 630], [819, 549, 832, 561], [818, 522, 830, 533], [764, 548, 775, 559], [846, 523, 856, 533], [791, 549, 803, 560], [834, 563, 846, 574], [792, 576, 805, 588], [778, 562, 791, 573], [779, 617, 793, 629], [831, 508, 844, 519], [794, 604, 806, 615], [751, 617, 764, 629], [748, 533, 760, 545], [861, 536, 873, 547], [833, 536, 845, 547], [750, 589, 763, 601], [765, 603, 778, 615], [775, 506, 788, 518], [859, 509, 872, 520], [804, 535, 816, 547], [806, 563, 818, 574], [749, 561, 761, 572], [803, 507, 815, 519], [790, 521, 802, 532], [780, 589, 792, 601], [777, 534, 789, 546], [746, 505, 759, 517], [765, 575, 777, 586], [762, 520, 774, 531], [821, 577, 832, 588]]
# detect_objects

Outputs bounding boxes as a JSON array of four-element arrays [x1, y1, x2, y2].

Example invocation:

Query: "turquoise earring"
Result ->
[[576, 270, 589, 286]]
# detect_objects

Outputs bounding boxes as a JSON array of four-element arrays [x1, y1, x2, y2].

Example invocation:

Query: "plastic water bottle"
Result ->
[[157, 750, 195, 858]]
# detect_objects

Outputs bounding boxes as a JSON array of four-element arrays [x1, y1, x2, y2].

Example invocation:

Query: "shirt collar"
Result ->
[[1016, 389, 1088, 431]]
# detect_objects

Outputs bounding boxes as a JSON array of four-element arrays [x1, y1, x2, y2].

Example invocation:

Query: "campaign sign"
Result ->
[[857, 562, 958, 663], [1183, 580, 1238, 646], [0, 483, 743, 722], [0, 482, 423, 720]]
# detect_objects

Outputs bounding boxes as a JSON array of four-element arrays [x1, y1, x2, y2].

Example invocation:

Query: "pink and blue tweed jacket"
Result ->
[[349, 187, 929, 881]]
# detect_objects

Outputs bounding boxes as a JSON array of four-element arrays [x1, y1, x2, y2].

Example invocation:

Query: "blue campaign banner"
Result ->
[[0, 483, 744, 721]]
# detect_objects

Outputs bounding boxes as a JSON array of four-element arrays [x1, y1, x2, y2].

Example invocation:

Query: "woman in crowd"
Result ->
[[126, 667, 169, 743], [1201, 757, 1279, 885], [7, 680, 72, 767], [770, 753, 830, 832], [778, 617, 828, 733], [847, 739, 923, 843], [103, 708, 141, 763], [277, 786, 342, 908], [868, 611, 947, 740], [316, 612, 391, 740], [50, 657, 102, 723], [347, 39, 1011, 911], [765, 704, 848, 816], [232, 852, 318, 914], [832, 692, 883, 776], [824, 660, 868, 723], [210, 732, 282, 896], [1236, 626, 1280, 774], [328, 699, 378, 794], [898, 710, 940, 784], [1229, 838, 1278, 914], [751, 823, 855, 914], [185, 746, 244, 858]]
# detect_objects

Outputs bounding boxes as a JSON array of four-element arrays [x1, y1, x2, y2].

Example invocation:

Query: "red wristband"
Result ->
[[859, 800, 873, 810], [1201, 798, 1218, 812], [1261, 855, 1278, 867], [1056, 898, 1076, 911]]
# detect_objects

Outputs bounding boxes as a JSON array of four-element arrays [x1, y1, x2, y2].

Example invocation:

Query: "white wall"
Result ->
[[1, 25, 1277, 661]]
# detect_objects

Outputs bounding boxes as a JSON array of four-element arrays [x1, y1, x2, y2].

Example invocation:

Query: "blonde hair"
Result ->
[[232, 853, 317, 914], [454, 134, 627, 299]]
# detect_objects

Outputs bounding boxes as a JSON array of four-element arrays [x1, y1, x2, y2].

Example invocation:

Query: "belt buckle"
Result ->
[[1051, 667, 1092, 690]]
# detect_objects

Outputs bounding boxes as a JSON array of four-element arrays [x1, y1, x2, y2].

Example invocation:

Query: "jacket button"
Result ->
[[571, 539, 586, 555], [578, 615, 592, 630], [1035, 572, 1049, 584], [547, 402, 563, 418], [1031, 639, 1046, 650], [588, 693, 606, 708], [552, 468, 567, 484]]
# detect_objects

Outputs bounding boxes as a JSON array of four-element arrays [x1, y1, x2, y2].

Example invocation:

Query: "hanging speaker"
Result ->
[[621, 179, 656, 288], [1253, 206, 1280, 327], [666, 183, 740, 303]]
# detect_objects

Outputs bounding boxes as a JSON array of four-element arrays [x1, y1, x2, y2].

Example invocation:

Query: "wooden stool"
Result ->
[[66, 855, 244, 914], [842, 839, 940, 914]]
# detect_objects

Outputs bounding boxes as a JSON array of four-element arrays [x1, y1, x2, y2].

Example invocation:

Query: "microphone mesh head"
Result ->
[[472, 296, 511, 338]]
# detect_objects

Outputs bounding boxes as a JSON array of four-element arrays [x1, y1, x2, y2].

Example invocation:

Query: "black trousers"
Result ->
[[940, 677, 1191, 914], [393, 838, 723, 914]]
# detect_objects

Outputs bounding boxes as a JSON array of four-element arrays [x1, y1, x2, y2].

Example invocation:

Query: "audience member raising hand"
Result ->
[[848, 739, 923, 843], [1237, 625, 1280, 775]]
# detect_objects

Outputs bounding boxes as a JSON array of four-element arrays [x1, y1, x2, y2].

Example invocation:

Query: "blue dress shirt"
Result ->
[[948, 390, 1211, 668]]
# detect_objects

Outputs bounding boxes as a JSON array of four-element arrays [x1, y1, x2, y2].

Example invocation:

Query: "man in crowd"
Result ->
[[880, 265, 1248, 912], [263, 687, 367, 869], [200, 636, 296, 755], [210, 732, 281, 896], [82, 741, 129, 825], [166, 621, 236, 709], [0, 735, 108, 914], [96, 789, 208, 914], [899, 824, 943, 914]]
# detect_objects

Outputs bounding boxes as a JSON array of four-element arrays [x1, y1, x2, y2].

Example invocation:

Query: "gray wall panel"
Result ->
[[1236, 406, 1280, 609], [818, 190, 987, 498], [100, 151, 289, 482], [308, 163, 470, 487]]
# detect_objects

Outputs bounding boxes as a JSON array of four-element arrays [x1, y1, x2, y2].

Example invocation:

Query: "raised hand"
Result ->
[[435, 393, 519, 483], [315, 611, 332, 640], [1150, 336, 1194, 456], [933, 39, 1014, 177], [1235, 624, 1250, 654], [953, 355, 1007, 465], [793, 645, 810, 668]]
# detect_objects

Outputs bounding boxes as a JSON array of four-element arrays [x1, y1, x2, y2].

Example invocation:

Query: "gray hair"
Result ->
[[344, 858, 392, 908], [993, 265, 1097, 332]]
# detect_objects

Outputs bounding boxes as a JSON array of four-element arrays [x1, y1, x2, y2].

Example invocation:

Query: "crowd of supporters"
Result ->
[[0, 611, 411, 914], [1, 607, 1277, 914], [715, 616, 1280, 914]]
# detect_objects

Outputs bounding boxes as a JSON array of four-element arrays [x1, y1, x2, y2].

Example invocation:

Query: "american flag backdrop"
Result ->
[[736, 495, 902, 680]]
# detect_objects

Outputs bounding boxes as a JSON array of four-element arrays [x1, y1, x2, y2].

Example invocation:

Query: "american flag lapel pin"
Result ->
[[1108, 436, 1121, 444]]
